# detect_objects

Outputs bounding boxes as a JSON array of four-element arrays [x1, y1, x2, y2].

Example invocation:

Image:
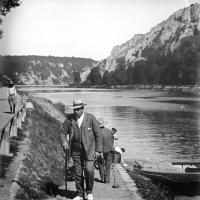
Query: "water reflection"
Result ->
[[89, 105, 200, 162], [134, 109, 200, 161]]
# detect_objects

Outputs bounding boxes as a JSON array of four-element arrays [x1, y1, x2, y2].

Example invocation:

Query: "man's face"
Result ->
[[74, 107, 84, 118]]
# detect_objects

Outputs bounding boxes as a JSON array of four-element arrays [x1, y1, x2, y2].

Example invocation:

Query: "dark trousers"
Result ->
[[8, 95, 16, 113], [72, 148, 94, 197], [97, 151, 113, 183]]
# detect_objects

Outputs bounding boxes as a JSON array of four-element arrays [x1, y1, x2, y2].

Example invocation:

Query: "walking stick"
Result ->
[[65, 148, 70, 192]]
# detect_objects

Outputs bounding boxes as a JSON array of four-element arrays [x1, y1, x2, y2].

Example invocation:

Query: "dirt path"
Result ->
[[0, 122, 30, 200]]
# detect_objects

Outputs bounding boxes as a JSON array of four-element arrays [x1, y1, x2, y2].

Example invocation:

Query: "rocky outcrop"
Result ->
[[0, 56, 97, 85], [98, 4, 200, 73]]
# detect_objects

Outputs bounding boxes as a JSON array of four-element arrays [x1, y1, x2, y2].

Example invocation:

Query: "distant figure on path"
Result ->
[[60, 99, 103, 200], [7, 83, 17, 113], [96, 120, 115, 183]]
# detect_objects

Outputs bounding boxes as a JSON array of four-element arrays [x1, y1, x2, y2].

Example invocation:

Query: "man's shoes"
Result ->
[[112, 184, 120, 188], [72, 196, 83, 200], [87, 193, 93, 200]]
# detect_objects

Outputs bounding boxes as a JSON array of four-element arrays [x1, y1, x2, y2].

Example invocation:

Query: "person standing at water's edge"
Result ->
[[60, 99, 103, 200], [111, 127, 118, 141], [7, 83, 17, 114], [96, 119, 115, 184]]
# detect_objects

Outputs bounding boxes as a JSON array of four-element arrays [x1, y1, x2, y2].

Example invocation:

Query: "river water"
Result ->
[[30, 88, 200, 165]]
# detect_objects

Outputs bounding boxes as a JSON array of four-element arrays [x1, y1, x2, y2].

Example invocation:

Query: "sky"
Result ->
[[0, 0, 199, 61]]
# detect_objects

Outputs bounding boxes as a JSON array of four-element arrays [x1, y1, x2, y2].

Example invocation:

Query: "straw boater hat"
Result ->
[[71, 99, 87, 109]]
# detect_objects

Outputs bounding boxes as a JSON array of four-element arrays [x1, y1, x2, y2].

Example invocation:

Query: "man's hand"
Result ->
[[114, 136, 118, 140], [95, 152, 103, 159], [63, 141, 69, 151]]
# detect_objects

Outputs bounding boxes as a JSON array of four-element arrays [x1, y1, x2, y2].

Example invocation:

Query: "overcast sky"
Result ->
[[0, 0, 199, 60]]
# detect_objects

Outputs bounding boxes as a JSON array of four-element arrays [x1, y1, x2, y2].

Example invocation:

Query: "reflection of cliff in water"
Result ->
[[111, 106, 199, 161]]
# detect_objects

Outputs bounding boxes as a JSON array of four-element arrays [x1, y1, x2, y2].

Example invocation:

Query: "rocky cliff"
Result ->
[[0, 56, 96, 85], [98, 3, 200, 73], [1, 4, 199, 85]]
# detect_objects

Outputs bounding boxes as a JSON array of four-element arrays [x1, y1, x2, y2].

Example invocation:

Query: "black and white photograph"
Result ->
[[0, 0, 200, 199]]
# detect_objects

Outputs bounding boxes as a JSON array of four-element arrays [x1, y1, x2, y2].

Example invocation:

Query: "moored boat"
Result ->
[[134, 160, 200, 186]]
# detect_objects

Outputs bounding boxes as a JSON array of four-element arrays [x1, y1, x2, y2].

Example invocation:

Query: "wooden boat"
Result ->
[[134, 160, 200, 185]]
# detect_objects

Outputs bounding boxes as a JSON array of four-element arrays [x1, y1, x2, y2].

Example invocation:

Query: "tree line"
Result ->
[[0, 55, 96, 84], [0, 0, 21, 39], [83, 34, 200, 86]]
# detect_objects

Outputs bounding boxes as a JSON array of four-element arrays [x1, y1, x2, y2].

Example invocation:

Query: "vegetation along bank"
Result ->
[[11, 96, 66, 199]]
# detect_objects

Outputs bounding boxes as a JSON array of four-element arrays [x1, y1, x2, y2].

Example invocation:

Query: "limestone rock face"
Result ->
[[99, 4, 200, 73]]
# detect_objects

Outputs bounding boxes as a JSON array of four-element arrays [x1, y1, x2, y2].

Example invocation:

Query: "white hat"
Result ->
[[114, 146, 125, 154], [71, 99, 87, 109]]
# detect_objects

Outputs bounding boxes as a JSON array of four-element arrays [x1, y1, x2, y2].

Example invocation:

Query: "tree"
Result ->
[[180, 35, 200, 85], [108, 71, 118, 85], [132, 60, 147, 84], [161, 55, 181, 85], [113, 57, 127, 84], [102, 70, 110, 85], [86, 67, 102, 85], [73, 71, 81, 85], [0, 0, 21, 16], [144, 61, 160, 84], [0, 0, 21, 38], [126, 62, 133, 84]]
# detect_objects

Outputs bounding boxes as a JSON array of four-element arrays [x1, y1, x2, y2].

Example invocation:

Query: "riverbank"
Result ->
[[16, 84, 200, 96], [125, 161, 200, 200], [2, 95, 142, 200], [74, 84, 200, 96]]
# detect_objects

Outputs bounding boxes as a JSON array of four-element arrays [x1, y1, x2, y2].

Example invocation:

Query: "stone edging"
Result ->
[[116, 164, 144, 200]]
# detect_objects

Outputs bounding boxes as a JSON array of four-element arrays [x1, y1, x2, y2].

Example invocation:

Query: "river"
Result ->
[[26, 87, 200, 165]]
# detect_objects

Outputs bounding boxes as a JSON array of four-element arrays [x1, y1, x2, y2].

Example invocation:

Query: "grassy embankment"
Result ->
[[126, 168, 175, 200], [14, 97, 66, 199]]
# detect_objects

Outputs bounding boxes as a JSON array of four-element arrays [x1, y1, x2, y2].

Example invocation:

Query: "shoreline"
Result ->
[[16, 84, 200, 96]]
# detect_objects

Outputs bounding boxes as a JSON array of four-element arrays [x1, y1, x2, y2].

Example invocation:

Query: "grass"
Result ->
[[15, 98, 66, 199], [126, 168, 175, 200], [0, 155, 14, 178]]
